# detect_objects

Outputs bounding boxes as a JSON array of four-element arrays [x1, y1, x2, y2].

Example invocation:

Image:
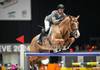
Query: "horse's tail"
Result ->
[[38, 25, 44, 29]]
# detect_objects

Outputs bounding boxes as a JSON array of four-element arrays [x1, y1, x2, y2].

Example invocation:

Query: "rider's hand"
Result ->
[[59, 17, 64, 21]]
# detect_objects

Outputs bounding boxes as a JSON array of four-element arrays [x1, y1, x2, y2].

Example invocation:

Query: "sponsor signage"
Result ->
[[0, 44, 29, 53]]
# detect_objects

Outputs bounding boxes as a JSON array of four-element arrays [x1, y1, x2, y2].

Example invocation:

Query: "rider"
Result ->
[[38, 4, 67, 44]]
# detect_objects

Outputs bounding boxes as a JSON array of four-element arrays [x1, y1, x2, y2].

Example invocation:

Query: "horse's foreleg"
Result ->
[[51, 39, 65, 52], [67, 37, 75, 49], [52, 39, 65, 45], [63, 37, 75, 50]]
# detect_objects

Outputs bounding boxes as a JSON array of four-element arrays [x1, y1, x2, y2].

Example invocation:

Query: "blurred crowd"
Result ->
[[69, 44, 97, 52], [0, 64, 20, 70]]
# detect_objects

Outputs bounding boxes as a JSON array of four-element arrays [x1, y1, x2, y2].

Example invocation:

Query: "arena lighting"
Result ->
[[25, 52, 100, 56]]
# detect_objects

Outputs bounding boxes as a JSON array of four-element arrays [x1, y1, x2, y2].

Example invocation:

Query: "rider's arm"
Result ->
[[51, 11, 61, 24], [63, 13, 67, 17], [52, 17, 60, 24]]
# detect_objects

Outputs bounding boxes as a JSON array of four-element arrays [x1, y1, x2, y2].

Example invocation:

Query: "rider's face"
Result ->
[[58, 8, 64, 14]]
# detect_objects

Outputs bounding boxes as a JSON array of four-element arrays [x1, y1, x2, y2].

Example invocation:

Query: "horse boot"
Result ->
[[37, 35, 42, 45], [37, 28, 46, 45]]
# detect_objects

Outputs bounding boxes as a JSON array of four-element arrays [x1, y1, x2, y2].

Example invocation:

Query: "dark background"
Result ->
[[0, 0, 99, 45]]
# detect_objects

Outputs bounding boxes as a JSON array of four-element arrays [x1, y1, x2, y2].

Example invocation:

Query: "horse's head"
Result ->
[[69, 15, 80, 32], [59, 15, 80, 34]]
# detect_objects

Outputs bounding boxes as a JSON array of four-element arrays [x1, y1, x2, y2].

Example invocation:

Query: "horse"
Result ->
[[28, 15, 80, 68]]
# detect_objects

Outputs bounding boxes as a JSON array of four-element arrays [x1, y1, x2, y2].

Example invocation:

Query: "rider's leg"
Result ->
[[37, 18, 50, 44], [38, 34, 42, 43], [44, 17, 52, 38], [37, 29, 46, 44], [44, 17, 50, 32]]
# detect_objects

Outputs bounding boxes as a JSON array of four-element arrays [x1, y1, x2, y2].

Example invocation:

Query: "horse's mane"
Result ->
[[60, 16, 71, 24], [58, 16, 72, 37]]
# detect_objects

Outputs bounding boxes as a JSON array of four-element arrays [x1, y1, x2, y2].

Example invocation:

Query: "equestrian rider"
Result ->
[[38, 4, 67, 44]]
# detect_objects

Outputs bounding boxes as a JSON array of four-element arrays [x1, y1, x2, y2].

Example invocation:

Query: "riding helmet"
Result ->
[[57, 4, 65, 9]]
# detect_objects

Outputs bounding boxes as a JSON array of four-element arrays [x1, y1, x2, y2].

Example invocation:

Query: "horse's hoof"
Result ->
[[53, 51, 58, 53], [62, 48, 67, 50], [53, 49, 59, 53], [59, 49, 65, 52]]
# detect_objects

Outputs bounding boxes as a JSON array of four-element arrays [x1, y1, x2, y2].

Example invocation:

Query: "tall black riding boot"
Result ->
[[38, 28, 46, 45]]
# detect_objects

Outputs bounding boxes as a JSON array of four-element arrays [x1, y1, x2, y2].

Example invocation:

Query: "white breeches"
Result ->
[[44, 17, 50, 32]]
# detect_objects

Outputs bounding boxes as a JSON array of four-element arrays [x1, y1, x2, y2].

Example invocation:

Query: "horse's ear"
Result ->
[[76, 15, 80, 19]]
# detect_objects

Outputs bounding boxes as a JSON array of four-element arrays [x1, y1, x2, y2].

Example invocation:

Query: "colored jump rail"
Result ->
[[72, 62, 100, 66], [25, 52, 100, 56]]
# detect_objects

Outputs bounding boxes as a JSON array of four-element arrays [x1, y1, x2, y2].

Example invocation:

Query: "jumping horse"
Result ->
[[28, 15, 80, 69]]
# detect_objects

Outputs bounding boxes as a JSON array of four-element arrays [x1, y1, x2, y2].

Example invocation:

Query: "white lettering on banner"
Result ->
[[0, 45, 11, 52], [17, 46, 20, 52], [2, 45, 7, 52], [0, 44, 28, 53], [13, 45, 18, 52], [7, 45, 12, 52]]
